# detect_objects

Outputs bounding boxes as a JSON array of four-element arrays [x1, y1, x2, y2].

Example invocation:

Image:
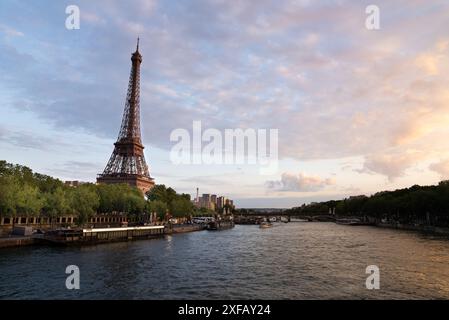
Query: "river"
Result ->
[[1, 222, 449, 299]]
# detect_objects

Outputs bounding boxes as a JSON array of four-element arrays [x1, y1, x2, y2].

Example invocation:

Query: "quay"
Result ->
[[0, 212, 235, 248], [0, 220, 234, 248], [0, 236, 35, 249], [166, 223, 206, 234], [207, 220, 234, 230]]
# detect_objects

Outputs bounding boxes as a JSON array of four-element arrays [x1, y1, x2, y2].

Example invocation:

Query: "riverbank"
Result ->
[[0, 223, 210, 249], [332, 217, 449, 235], [236, 214, 449, 236], [166, 223, 206, 234], [375, 222, 449, 235], [3, 219, 447, 250], [0, 236, 35, 249]]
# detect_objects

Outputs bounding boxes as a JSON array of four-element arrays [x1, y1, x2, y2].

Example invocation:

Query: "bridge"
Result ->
[[234, 210, 335, 224]]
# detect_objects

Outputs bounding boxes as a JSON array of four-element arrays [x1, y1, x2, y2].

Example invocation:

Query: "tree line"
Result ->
[[284, 181, 449, 226], [0, 161, 196, 225]]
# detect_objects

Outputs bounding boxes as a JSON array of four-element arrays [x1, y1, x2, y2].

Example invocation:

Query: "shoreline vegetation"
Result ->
[[3, 159, 449, 240], [278, 180, 449, 235], [0, 160, 223, 232]]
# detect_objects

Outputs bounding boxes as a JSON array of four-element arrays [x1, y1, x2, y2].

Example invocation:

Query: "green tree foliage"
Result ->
[[16, 184, 44, 216], [0, 163, 44, 217], [70, 184, 99, 225], [0, 161, 195, 225], [146, 184, 177, 204], [285, 181, 449, 227], [0, 175, 21, 216], [146, 184, 193, 219], [147, 200, 168, 220], [96, 184, 146, 214], [43, 187, 70, 218], [171, 197, 194, 217], [192, 207, 214, 216], [0, 161, 149, 225]]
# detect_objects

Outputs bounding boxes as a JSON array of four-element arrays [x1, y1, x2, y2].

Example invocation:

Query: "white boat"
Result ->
[[335, 218, 363, 226], [259, 221, 273, 229]]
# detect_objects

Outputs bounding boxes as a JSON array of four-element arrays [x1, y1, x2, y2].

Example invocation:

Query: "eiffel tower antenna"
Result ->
[[97, 42, 155, 195]]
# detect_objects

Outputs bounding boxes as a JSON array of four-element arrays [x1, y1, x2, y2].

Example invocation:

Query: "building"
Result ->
[[193, 191, 234, 213], [200, 194, 215, 210], [216, 196, 225, 211], [97, 39, 155, 195], [201, 194, 210, 207], [211, 195, 217, 208]]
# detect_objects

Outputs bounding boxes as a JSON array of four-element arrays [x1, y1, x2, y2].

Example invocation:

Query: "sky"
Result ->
[[1, 0, 449, 208]]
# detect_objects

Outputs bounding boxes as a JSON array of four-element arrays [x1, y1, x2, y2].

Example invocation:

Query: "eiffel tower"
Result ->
[[97, 39, 155, 195]]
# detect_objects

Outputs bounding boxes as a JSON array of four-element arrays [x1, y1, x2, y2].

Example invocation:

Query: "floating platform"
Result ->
[[42, 226, 165, 246], [207, 220, 235, 231], [165, 223, 206, 234], [0, 236, 35, 249]]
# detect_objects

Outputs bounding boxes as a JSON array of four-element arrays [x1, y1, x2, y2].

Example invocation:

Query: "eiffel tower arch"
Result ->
[[97, 39, 155, 195]]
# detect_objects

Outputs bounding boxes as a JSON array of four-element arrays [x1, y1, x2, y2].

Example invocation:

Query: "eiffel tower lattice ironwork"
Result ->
[[97, 39, 155, 195]]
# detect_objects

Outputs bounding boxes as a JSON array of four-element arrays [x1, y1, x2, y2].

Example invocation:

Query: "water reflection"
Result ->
[[1, 223, 449, 299]]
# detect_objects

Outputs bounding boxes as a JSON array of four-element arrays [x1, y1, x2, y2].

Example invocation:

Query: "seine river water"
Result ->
[[1, 222, 449, 299]]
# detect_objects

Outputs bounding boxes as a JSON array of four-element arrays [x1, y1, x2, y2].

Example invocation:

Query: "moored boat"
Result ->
[[335, 218, 368, 226], [166, 223, 206, 234], [207, 220, 235, 231], [42, 225, 165, 245], [259, 221, 273, 229]]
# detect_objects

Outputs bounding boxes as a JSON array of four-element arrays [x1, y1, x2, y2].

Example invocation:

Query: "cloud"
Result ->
[[360, 150, 425, 181], [82, 12, 107, 25], [0, 24, 24, 37], [48, 161, 104, 182], [266, 172, 335, 192], [2, 0, 449, 196], [429, 159, 449, 180], [0, 126, 6, 138], [0, 128, 68, 151], [179, 175, 229, 186]]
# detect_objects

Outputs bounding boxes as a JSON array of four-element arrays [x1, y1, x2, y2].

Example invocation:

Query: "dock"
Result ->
[[0, 236, 35, 249], [42, 225, 165, 245], [165, 223, 206, 234]]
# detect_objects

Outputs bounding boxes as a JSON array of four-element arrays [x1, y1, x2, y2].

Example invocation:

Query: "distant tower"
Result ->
[[196, 188, 199, 202], [97, 39, 155, 195]]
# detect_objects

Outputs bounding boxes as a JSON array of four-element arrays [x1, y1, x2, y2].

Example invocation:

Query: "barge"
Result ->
[[165, 223, 207, 234], [259, 221, 273, 229], [42, 225, 165, 245], [335, 218, 374, 226], [207, 220, 235, 231]]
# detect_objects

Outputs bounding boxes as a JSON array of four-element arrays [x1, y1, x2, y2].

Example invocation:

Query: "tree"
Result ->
[[146, 185, 177, 206], [96, 183, 146, 216], [70, 185, 99, 225], [146, 184, 169, 202], [0, 175, 20, 216], [171, 197, 193, 217], [146, 184, 193, 219], [147, 200, 168, 221], [124, 192, 146, 215], [16, 184, 44, 217], [43, 187, 71, 219]]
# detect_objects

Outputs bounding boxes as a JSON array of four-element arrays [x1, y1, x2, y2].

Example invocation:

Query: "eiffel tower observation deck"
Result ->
[[97, 39, 155, 195]]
